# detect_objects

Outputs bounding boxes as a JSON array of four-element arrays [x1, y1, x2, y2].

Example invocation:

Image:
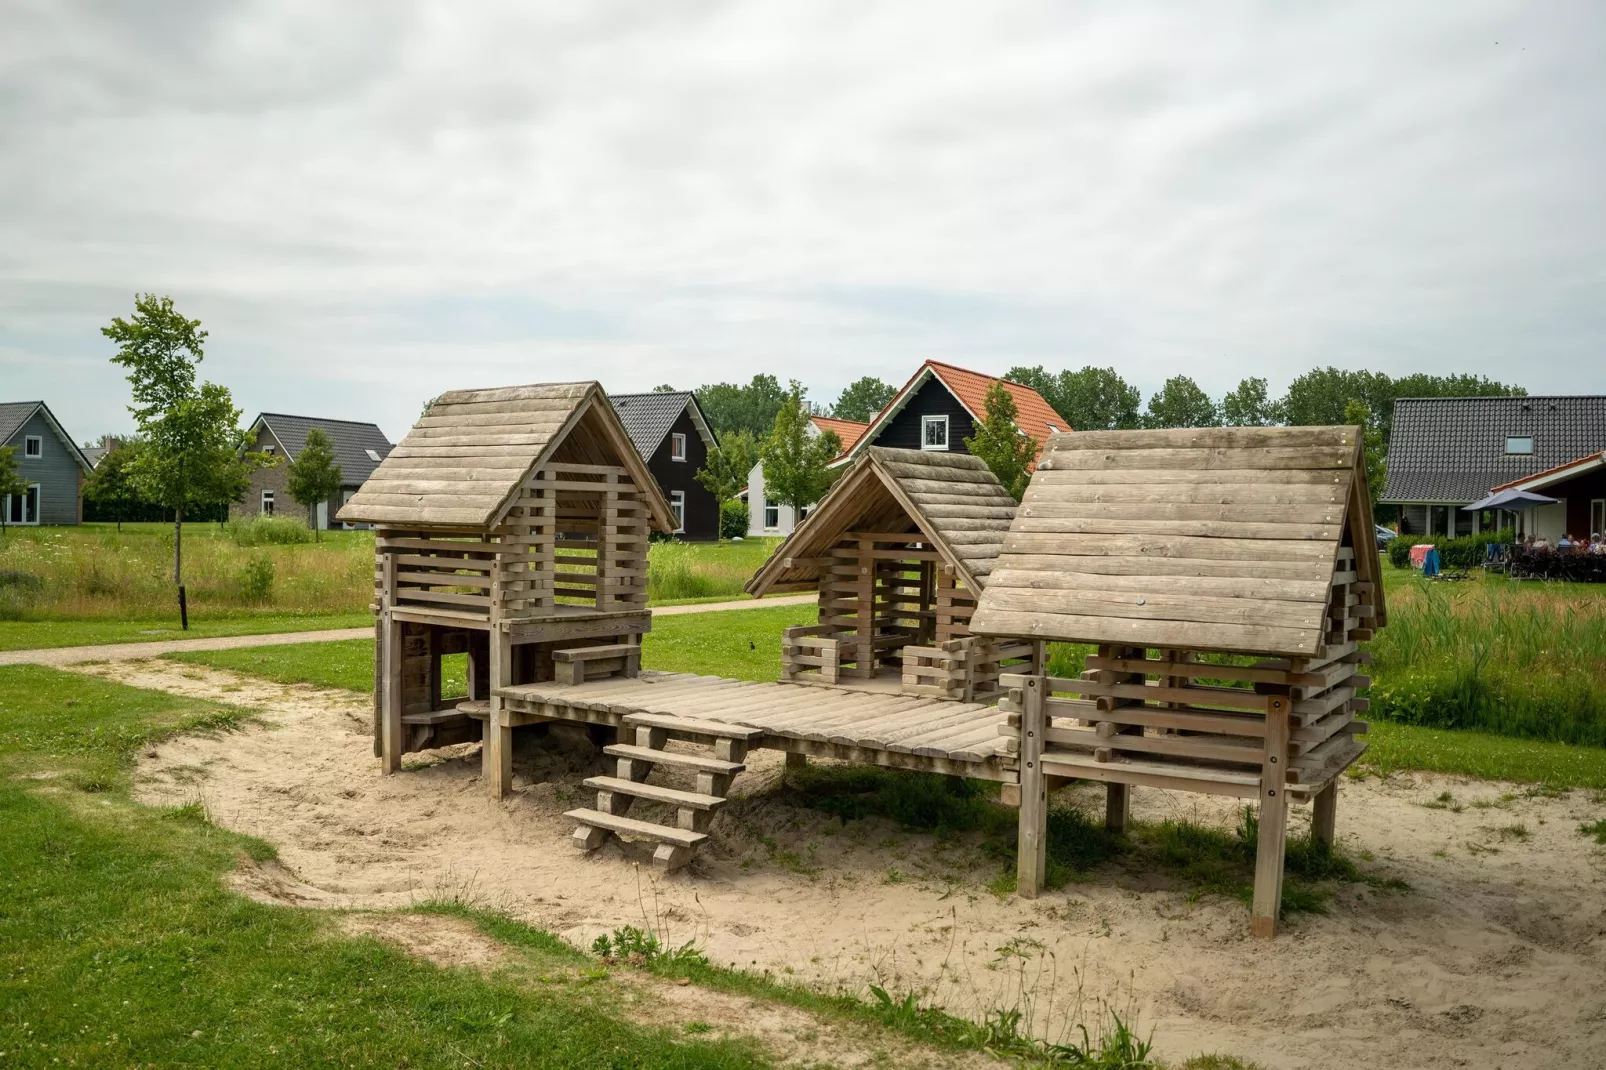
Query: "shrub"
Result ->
[[1387, 528, 1513, 570], [224, 516, 312, 546], [239, 555, 276, 603], [719, 498, 748, 540]]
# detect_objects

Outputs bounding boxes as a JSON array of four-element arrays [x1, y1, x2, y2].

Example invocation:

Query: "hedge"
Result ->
[[1386, 528, 1514, 570]]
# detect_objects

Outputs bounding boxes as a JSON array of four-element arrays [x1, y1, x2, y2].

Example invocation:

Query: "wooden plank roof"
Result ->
[[969, 426, 1386, 658], [745, 446, 1018, 596], [337, 381, 676, 531]]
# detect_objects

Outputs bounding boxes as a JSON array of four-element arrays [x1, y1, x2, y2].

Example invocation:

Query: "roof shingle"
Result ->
[[256, 413, 395, 485], [1382, 396, 1606, 503], [608, 392, 713, 459]]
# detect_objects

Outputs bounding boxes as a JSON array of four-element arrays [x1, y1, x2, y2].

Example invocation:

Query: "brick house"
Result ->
[[232, 413, 394, 529]]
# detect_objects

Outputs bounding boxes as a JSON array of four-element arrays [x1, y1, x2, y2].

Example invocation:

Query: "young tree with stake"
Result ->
[[286, 428, 344, 541], [103, 294, 259, 627]]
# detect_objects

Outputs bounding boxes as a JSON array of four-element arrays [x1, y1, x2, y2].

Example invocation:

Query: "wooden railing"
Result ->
[[781, 624, 842, 685]]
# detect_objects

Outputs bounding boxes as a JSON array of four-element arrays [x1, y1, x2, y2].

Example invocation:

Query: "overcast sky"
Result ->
[[3, 1, 1603, 443]]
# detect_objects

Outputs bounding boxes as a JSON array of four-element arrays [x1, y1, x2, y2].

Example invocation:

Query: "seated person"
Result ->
[[1532, 535, 1551, 551], [1558, 534, 1574, 550], [1592, 533, 1606, 554]]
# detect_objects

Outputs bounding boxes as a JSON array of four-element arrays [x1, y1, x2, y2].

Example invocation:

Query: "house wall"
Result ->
[[646, 408, 719, 540], [5, 410, 83, 525], [230, 425, 354, 529], [872, 377, 976, 453], [1541, 469, 1606, 539], [747, 422, 832, 537]]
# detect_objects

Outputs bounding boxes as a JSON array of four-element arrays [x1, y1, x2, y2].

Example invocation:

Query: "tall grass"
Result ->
[[1367, 579, 1606, 745], [646, 537, 781, 603]]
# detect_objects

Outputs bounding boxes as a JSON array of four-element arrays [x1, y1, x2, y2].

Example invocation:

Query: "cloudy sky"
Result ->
[[3, 1, 1603, 443]]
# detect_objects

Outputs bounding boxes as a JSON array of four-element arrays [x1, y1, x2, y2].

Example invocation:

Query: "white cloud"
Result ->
[[2, 0, 1602, 442]]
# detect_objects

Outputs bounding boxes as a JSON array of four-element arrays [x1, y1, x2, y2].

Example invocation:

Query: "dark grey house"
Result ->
[[1382, 395, 1606, 540], [0, 401, 94, 526], [609, 391, 720, 540], [233, 413, 394, 529]]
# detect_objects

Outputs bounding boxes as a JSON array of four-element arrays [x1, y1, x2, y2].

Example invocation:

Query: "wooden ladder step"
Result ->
[[562, 809, 707, 847], [622, 712, 765, 741], [583, 776, 726, 811], [553, 643, 639, 662], [455, 699, 490, 720], [603, 744, 745, 776], [402, 710, 472, 726]]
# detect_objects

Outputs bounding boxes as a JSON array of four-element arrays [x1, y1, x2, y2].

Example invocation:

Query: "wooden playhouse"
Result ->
[[971, 425, 1385, 937], [745, 445, 1040, 702], [336, 381, 678, 798]]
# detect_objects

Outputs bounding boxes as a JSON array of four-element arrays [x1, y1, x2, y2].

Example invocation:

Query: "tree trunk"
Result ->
[[173, 505, 184, 585]]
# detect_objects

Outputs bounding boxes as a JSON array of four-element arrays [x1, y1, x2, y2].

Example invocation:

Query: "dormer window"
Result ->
[[1505, 437, 1534, 455], [921, 414, 949, 451], [671, 433, 687, 462]]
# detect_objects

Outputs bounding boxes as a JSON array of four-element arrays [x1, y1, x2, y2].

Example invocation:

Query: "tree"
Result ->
[[1281, 367, 1524, 453], [1007, 365, 1141, 431], [1344, 399, 1387, 506], [286, 428, 343, 541], [832, 376, 896, 423], [1143, 375, 1219, 429], [83, 438, 145, 532], [963, 382, 1038, 500], [103, 295, 257, 615], [694, 374, 789, 438], [694, 429, 758, 538], [0, 446, 25, 536], [1221, 377, 1282, 426], [651, 384, 677, 393], [759, 385, 841, 518]]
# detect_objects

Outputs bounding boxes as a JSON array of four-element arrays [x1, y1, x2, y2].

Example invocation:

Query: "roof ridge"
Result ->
[[1393, 394, 1603, 402], [258, 412, 387, 428]]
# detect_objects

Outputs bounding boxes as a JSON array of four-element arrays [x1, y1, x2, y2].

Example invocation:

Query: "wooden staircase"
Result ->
[[564, 712, 764, 872]]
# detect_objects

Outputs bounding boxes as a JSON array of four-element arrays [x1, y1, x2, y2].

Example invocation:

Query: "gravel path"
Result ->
[[0, 594, 813, 667]]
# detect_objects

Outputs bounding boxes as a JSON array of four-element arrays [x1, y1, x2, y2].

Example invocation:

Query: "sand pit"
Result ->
[[94, 659, 1606, 1069]]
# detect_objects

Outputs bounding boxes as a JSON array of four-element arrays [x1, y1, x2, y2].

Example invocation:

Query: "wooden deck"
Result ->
[[495, 671, 1014, 780]]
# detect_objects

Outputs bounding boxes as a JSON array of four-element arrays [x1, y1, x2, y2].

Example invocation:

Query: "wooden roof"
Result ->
[[969, 426, 1386, 658], [745, 446, 1019, 596], [337, 381, 676, 531]]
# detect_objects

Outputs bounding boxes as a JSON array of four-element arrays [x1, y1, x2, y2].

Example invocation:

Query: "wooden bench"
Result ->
[[552, 643, 641, 685]]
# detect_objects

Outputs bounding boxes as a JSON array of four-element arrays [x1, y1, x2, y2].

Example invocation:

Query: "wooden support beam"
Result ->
[[1251, 694, 1292, 938], [1016, 676, 1047, 898], [1311, 780, 1337, 851], [485, 629, 513, 797], [381, 611, 404, 773]]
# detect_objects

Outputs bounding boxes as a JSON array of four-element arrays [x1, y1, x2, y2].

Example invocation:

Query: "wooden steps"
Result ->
[[566, 713, 763, 873]]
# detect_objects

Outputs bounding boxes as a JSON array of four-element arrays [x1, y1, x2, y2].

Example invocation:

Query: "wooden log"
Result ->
[[1311, 781, 1337, 850], [1251, 695, 1292, 939], [1016, 676, 1047, 898]]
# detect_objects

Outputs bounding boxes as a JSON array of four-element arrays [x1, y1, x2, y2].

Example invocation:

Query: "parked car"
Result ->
[[1375, 524, 1398, 550]]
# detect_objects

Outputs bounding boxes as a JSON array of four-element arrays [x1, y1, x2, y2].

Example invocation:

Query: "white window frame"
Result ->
[[921, 414, 949, 451], [262, 444, 277, 456], [670, 433, 687, 462], [669, 490, 686, 533], [1505, 436, 1534, 455], [763, 498, 779, 530], [5, 483, 41, 525], [1593, 499, 1605, 536], [23, 435, 42, 459], [261, 490, 275, 516]]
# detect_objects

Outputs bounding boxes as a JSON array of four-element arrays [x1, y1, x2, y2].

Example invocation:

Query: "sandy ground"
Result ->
[[92, 659, 1606, 1070], [0, 594, 814, 667]]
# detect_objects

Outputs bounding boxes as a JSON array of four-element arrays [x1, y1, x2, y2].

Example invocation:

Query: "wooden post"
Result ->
[[1311, 780, 1338, 852], [1016, 676, 1047, 898], [785, 751, 808, 777], [485, 629, 513, 797], [856, 538, 874, 676], [1251, 694, 1292, 938], [381, 611, 404, 773]]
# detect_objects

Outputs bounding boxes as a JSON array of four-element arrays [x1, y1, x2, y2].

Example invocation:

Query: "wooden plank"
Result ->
[[1017, 676, 1047, 899], [1035, 445, 1356, 471], [1042, 427, 1359, 452], [1038, 752, 1261, 798], [622, 712, 767, 741], [1000, 532, 1334, 562], [562, 809, 707, 847], [1009, 517, 1341, 540], [1027, 467, 1351, 487], [969, 608, 1321, 657], [1018, 500, 1346, 524], [1251, 696, 1291, 938], [978, 586, 1325, 630], [986, 553, 1329, 582]]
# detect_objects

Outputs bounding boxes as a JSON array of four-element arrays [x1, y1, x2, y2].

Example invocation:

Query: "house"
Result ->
[[747, 361, 1061, 538], [746, 414, 870, 536], [1381, 395, 1606, 541], [0, 401, 94, 526], [610, 391, 720, 540], [232, 413, 395, 529]]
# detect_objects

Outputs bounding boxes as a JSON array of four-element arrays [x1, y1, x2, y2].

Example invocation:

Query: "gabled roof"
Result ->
[[1493, 449, 1606, 493], [608, 391, 717, 459], [338, 381, 676, 531], [971, 426, 1385, 659], [809, 415, 870, 456], [0, 401, 93, 473], [837, 361, 1065, 466], [746, 446, 1019, 597], [1382, 395, 1606, 503], [252, 413, 394, 485]]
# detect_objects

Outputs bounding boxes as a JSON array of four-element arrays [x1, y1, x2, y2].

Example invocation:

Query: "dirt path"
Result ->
[[88, 658, 1606, 1070], [0, 594, 812, 667]]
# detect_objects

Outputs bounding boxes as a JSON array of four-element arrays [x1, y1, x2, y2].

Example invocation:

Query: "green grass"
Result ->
[[0, 612, 375, 652], [641, 603, 815, 680], [170, 639, 467, 697], [647, 538, 781, 604], [1357, 719, 1606, 789]]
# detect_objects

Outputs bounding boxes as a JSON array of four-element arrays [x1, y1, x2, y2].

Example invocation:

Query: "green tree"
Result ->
[[1344, 399, 1387, 505], [1143, 375, 1219, 428], [831, 376, 896, 423], [759, 385, 841, 519], [103, 295, 258, 606], [651, 384, 676, 392], [1282, 368, 1524, 452], [694, 429, 758, 539], [0, 446, 25, 535], [286, 428, 343, 542], [83, 439, 146, 532], [1007, 365, 1141, 430], [694, 374, 789, 438], [1221, 377, 1282, 426], [963, 382, 1038, 500]]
